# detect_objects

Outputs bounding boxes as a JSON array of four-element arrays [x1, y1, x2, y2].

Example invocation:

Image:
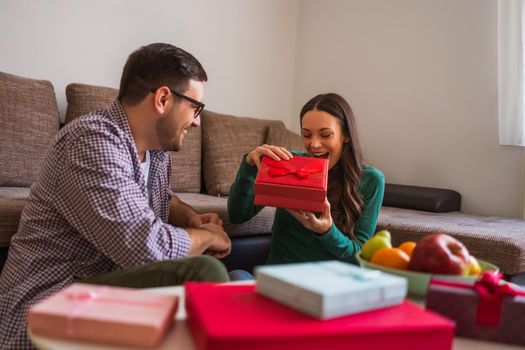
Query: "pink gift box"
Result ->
[[27, 283, 178, 348]]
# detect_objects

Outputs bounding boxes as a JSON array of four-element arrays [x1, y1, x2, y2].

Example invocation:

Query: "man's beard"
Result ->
[[156, 118, 182, 152], [161, 133, 182, 152]]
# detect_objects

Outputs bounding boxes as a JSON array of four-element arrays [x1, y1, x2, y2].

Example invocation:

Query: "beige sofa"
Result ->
[[1, 71, 525, 283], [0, 71, 304, 272]]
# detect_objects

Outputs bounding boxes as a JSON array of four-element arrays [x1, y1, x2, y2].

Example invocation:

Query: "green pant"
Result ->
[[80, 255, 230, 288]]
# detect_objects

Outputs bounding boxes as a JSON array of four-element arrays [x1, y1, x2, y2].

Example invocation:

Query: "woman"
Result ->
[[228, 93, 384, 266]]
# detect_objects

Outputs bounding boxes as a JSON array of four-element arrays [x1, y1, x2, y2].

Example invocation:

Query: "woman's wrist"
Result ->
[[314, 221, 333, 236]]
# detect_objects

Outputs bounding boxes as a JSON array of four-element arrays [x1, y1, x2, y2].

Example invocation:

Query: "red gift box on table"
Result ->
[[254, 155, 328, 213], [426, 272, 525, 346], [27, 283, 178, 348], [185, 283, 454, 350]]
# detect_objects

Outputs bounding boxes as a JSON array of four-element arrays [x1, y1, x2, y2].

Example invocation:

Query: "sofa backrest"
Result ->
[[64, 83, 305, 196], [65, 83, 202, 193], [0, 71, 60, 187], [65, 83, 119, 124], [201, 110, 304, 197]]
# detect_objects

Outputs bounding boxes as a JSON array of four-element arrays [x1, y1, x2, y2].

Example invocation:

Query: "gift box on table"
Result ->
[[426, 272, 525, 346], [185, 282, 455, 350], [27, 283, 178, 348], [254, 155, 328, 213], [255, 261, 407, 319]]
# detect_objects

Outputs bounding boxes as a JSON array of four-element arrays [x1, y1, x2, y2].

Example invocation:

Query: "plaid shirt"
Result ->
[[0, 101, 191, 349]]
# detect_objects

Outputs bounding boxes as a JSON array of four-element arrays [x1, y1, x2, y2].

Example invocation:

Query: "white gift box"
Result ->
[[255, 261, 408, 320]]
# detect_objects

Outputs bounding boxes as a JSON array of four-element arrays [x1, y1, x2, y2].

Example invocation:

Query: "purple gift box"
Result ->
[[425, 272, 525, 346]]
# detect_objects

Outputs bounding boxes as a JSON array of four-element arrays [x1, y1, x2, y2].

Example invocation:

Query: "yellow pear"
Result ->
[[361, 236, 392, 261], [468, 255, 482, 276], [375, 229, 391, 242]]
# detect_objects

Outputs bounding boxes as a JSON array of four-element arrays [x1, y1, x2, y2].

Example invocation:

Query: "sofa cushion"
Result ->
[[65, 83, 201, 193], [383, 184, 461, 213], [65, 83, 118, 124], [265, 122, 305, 152], [175, 193, 275, 237], [169, 127, 202, 193], [0, 71, 60, 186], [0, 187, 30, 247], [201, 111, 283, 196], [378, 206, 525, 275]]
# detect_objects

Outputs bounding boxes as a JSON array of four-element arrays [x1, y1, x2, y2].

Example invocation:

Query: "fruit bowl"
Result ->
[[356, 252, 499, 298]]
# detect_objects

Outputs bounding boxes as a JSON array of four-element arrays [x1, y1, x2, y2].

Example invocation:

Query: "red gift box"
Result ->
[[185, 283, 454, 350], [254, 155, 328, 212], [27, 283, 178, 348], [426, 272, 525, 346]]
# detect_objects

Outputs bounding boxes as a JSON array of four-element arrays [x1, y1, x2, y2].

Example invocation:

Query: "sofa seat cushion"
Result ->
[[0, 71, 60, 186], [0, 187, 30, 247], [65, 83, 202, 193], [378, 206, 525, 275], [175, 193, 275, 237]]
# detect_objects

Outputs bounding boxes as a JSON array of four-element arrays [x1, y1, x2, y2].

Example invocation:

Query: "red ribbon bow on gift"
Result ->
[[267, 161, 323, 179], [472, 271, 525, 326], [431, 271, 525, 327]]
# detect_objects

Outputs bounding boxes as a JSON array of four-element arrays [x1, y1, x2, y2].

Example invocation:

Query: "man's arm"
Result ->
[[168, 195, 197, 228], [57, 127, 191, 268]]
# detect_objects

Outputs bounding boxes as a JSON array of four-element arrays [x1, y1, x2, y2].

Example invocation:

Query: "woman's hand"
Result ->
[[287, 198, 333, 235], [246, 144, 293, 169]]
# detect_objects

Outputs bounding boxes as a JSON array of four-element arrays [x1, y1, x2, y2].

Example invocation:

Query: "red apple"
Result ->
[[408, 233, 470, 275]]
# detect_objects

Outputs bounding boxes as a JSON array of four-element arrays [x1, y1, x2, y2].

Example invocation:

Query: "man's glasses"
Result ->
[[150, 88, 205, 119]]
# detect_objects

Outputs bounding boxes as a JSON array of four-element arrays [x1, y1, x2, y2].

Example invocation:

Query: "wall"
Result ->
[[0, 0, 299, 123], [1, 0, 523, 218], [293, 0, 525, 218]]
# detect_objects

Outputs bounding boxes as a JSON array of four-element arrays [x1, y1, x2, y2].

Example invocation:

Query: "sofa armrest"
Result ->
[[383, 184, 461, 212]]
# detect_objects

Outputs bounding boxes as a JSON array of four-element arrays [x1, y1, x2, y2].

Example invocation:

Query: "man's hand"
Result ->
[[286, 198, 333, 235], [187, 224, 232, 257], [188, 213, 223, 228], [199, 223, 231, 258]]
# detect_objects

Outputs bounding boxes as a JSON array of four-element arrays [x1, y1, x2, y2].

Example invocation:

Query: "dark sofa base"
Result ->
[[0, 234, 272, 277], [2, 240, 523, 286], [0, 247, 7, 272], [220, 234, 271, 273], [505, 273, 525, 286]]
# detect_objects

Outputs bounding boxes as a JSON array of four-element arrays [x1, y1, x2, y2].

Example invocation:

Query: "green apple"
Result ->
[[361, 236, 392, 261], [374, 229, 391, 242]]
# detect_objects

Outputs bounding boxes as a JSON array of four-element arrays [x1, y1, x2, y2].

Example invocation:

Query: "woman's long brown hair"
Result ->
[[300, 93, 364, 240]]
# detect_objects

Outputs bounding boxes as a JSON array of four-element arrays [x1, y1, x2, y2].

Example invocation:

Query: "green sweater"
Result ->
[[228, 154, 385, 265]]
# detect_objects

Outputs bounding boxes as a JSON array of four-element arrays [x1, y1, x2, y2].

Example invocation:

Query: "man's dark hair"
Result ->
[[118, 43, 208, 105]]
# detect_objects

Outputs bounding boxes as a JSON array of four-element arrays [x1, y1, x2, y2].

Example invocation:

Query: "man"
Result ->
[[0, 43, 231, 349]]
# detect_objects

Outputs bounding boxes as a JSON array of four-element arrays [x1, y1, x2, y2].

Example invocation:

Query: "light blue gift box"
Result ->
[[255, 261, 408, 320]]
